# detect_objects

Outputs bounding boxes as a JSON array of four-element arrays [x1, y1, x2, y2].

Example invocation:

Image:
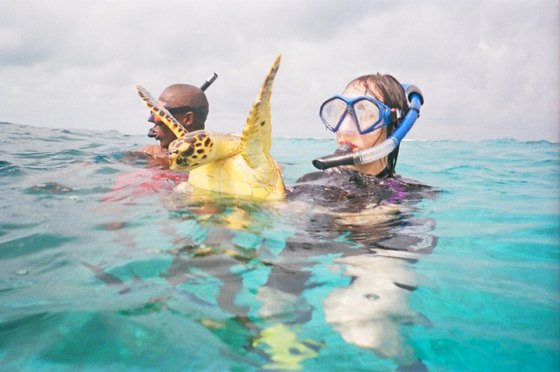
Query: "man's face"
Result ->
[[147, 97, 194, 149], [147, 107, 187, 149], [148, 119, 176, 149], [145, 84, 206, 149]]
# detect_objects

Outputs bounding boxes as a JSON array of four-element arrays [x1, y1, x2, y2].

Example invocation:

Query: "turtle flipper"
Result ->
[[240, 55, 281, 169], [135, 85, 187, 139]]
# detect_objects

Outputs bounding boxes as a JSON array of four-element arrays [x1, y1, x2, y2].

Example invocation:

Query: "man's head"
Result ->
[[148, 84, 209, 149]]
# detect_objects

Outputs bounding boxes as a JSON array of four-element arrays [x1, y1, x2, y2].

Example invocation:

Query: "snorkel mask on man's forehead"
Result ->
[[312, 84, 424, 170], [147, 73, 218, 138]]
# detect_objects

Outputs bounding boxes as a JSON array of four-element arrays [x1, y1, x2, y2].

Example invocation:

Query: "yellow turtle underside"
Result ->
[[188, 155, 285, 200]]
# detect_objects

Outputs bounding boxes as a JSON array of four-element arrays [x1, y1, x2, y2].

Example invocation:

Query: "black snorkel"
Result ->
[[312, 84, 424, 170], [200, 73, 218, 92]]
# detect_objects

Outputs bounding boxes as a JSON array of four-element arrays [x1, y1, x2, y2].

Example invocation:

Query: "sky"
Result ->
[[1, 0, 558, 142]]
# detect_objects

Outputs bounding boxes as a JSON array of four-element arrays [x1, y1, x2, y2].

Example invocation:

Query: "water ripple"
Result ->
[[0, 233, 74, 260]]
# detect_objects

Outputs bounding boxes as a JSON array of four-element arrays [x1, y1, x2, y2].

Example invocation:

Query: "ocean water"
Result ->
[[0, 121, 558, 371]]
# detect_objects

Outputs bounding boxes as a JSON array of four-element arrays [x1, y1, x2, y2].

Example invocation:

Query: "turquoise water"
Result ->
[[0, 121, 558, 371]]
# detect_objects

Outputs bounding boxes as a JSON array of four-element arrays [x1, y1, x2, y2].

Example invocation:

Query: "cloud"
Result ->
[[0, 0, 558, 141]]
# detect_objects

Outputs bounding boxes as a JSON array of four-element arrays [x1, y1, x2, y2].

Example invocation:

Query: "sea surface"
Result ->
[[0, 122, 558, 371]]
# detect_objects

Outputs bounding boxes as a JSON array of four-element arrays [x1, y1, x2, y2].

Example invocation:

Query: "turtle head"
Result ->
[[168, 131, 214, 170]]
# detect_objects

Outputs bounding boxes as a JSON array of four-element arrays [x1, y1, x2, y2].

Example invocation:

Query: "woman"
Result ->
[[300, 73, 410, 181], [280, 74, 435, 368]]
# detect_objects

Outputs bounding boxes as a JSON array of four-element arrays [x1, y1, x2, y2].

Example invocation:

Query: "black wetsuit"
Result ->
[[261, 167, 439, 315]]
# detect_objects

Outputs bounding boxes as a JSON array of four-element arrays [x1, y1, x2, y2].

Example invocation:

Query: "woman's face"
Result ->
[[335, 83, 388, 175], [335, 85, 387, 152]]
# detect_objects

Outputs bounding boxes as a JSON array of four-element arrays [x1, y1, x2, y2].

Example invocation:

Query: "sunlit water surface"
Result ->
[[0, 122, 558, 371]]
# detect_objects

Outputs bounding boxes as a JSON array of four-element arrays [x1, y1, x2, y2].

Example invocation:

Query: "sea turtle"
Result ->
[[136, 55, 285, 201]]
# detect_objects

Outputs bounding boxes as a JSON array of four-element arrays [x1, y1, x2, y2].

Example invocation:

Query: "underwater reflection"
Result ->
[[271, 173, 438, 367], [91, 171, 438, 369], [323, 253, 424, 365]]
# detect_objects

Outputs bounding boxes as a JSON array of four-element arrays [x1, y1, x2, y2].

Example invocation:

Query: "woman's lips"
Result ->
[[338, 141, 357, 151]]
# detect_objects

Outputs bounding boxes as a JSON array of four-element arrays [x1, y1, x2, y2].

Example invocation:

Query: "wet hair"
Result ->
[[346, 73, 409, 176]]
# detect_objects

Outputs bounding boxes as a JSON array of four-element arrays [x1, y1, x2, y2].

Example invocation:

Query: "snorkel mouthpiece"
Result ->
[[312, 145, 353, 170], [312, 84, 424, 170]]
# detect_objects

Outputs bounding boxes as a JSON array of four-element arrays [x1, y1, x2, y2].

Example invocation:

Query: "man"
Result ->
[[141, 84, 210, 167], [105, 80, 214, 202]]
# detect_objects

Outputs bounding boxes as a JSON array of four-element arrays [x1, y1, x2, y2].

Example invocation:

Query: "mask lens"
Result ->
[[353, 99, 381, 133], [321, 98, 348, 131]]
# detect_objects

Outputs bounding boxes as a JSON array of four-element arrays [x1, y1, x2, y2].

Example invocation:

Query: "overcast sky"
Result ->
[[1, 0, 558, 141]]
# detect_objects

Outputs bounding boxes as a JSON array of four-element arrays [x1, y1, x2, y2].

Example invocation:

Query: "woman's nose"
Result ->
[[337, 111, 359, 134]]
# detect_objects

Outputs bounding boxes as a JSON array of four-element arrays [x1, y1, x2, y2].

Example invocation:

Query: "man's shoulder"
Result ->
[[141, 144, 165, 156], [134, 145, 170, 168]]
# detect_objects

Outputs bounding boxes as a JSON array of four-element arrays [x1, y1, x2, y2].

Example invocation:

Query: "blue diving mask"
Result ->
[[319, 95, 401, 135]]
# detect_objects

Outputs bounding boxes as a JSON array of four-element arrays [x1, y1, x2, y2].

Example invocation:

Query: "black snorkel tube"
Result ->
[[200, 73, 218, 92], [312, 84, 424, 170]]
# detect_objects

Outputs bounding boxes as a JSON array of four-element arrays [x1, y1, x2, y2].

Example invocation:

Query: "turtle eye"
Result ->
[[175, 156, 189, 166], [180, 145, 196, 157]]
